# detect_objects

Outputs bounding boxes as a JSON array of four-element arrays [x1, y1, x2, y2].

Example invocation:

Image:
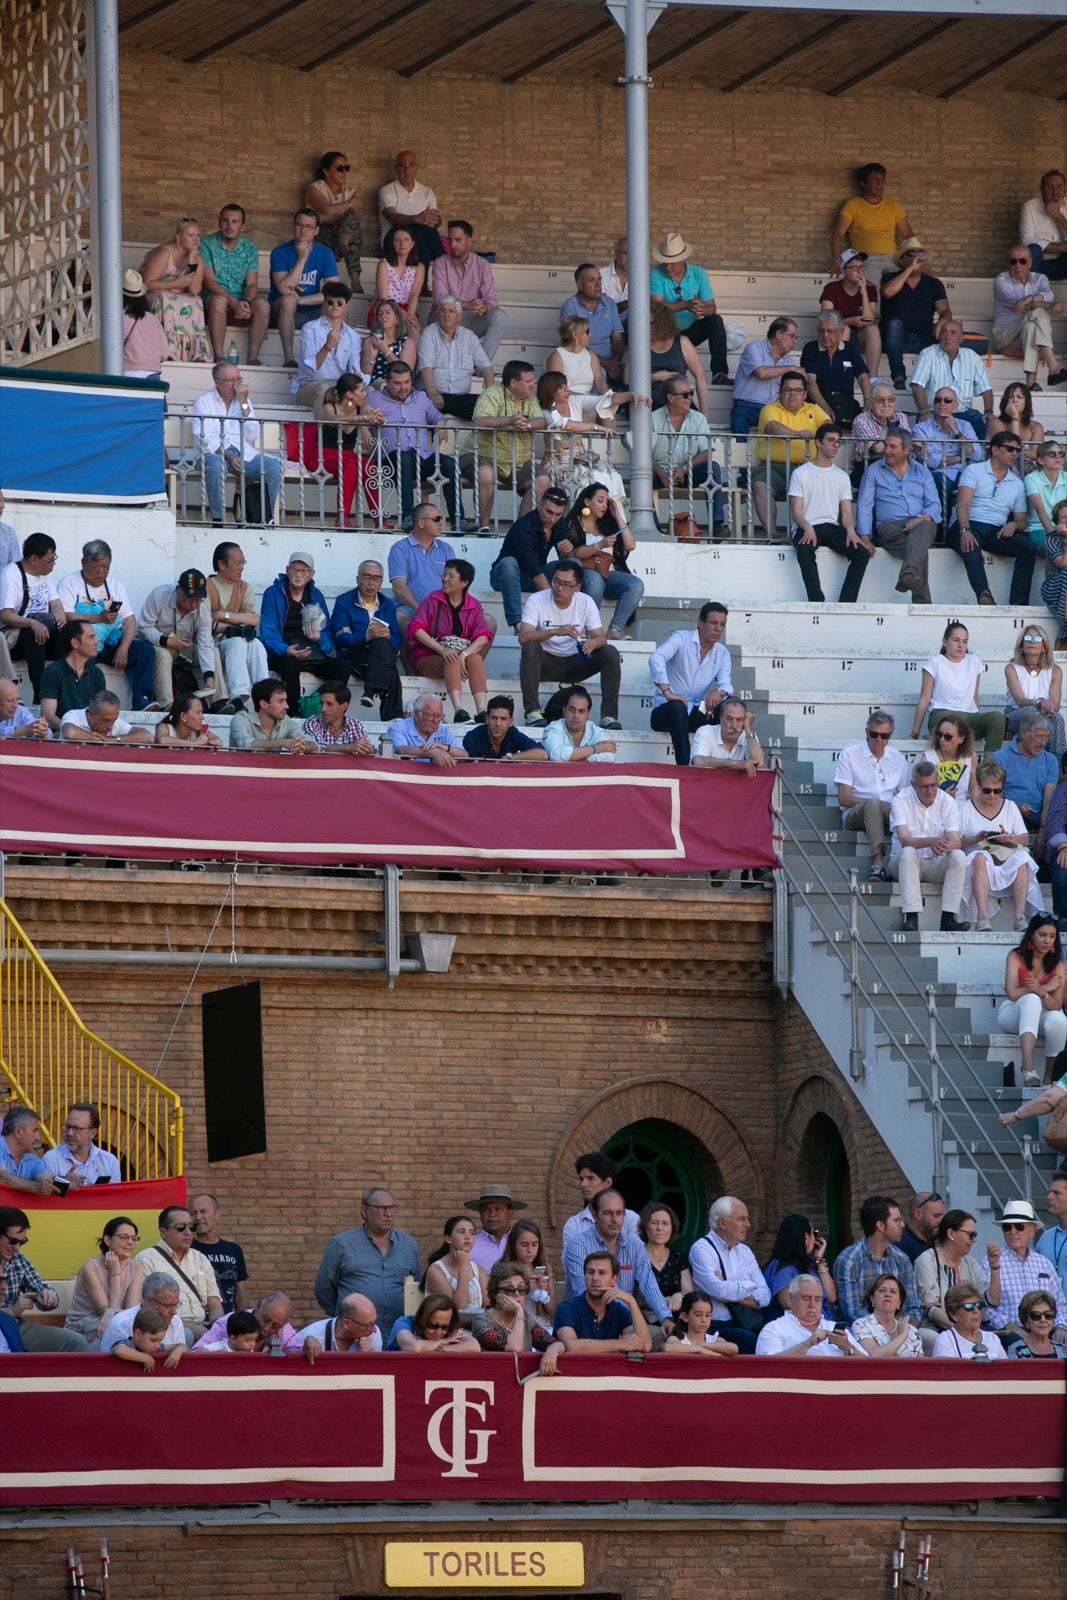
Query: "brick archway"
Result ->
[[548, 1076, 766, 1232], [777, 1074, 860, 1231]]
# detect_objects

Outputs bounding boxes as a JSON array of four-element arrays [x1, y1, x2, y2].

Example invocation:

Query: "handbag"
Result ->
[[1044, 1094, 1067, 1154], [980, 838, 1018, 865], [438, 635, 470, 654], [702, 1236, 773, 1332], [672, 512, 701, 543]]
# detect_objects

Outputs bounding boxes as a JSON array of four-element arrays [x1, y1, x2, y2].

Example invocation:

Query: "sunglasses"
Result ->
[[998, 444, 1022, 454], [1027, 1310, 1055, 1321], [956, 1229, 978, 1241], [869, 731, 891, 741], [958, 1301, 983, 1312], [1022, 634, 1044, 643], [1002, 1221, 1029, 1231], [980, 786, 1003, 795], [1009, 256, 1029, 265], [333, 163, 351, 172], [934, 397, 956, 404]]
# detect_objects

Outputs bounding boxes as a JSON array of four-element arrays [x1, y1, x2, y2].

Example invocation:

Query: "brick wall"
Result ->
[[8, 864, 913, 1325], [2, 1513, 1062, 1600], [118, 49, 1066, 276]]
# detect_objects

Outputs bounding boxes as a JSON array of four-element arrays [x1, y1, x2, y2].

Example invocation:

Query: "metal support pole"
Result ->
[[608, 0, 664, 538], [383, 862, 402, 989], [91, 0, 124, 375], [925, 986, 947, 1197], [848, 868, 864, 1080]]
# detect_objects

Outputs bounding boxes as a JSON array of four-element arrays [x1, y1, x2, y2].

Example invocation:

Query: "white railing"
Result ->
[[164, 416, 1029, 539]]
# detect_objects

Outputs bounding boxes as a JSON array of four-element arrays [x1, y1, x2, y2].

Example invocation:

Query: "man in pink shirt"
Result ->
[[431, 220, 508, 362]]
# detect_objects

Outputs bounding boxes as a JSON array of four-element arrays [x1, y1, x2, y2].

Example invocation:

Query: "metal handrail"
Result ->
[[774, 773, 1028, 1207], [0, 898, 183, 1178]]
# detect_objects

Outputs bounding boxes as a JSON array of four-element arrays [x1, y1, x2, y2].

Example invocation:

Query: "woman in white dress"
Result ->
[[957, 758, 1042, 931]]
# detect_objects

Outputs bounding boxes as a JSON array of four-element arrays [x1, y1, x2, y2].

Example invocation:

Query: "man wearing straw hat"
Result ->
[[650, 232, 730, 386], [467, 1183, 526, 1272], [878, 237, 951, 395]]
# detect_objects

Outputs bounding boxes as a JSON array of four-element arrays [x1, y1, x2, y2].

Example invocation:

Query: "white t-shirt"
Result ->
[[61, 709, 134, 738], [691, 725, 754, 762], [922, 652, 985, 712], [889, 786, 961, 862], [0, 560, 58, 617], [378, 178, 437, 242], [834, 739, 909, 816], [520, 589, 602, 659], [788, 461, 853, 527], [100, 1303, 186, 1353], [56, 570, 135, 620], [956, 795, 1027, 849]]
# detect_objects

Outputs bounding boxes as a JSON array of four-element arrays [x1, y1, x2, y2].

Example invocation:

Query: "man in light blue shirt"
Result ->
[[856, 428, 940, 603], [1036, 1173, 1067, 1300], [0, 1107, 55, 1195], [562, 1188, 673, 1339], [948, 434, 1032, 606], [387, 504, 456, 636], [650, 231, 729, 383], [42, 1102, 122, 1186], [999, 712, 1058, 834], [295, 281, 364, 412], [388, 693, 467, 767], [730, 318, 800, 434], [910, 320, 994, 438], [560, 264, 624, 381], [648, 601, 733, 765]]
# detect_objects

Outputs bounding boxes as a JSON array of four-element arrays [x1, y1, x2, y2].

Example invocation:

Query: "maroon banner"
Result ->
[[0, 746, 778, 872], [0, 1355, 1061, 1507]]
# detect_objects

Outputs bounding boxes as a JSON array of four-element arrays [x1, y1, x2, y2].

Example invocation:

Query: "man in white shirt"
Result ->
[[835, 712, 909, 881], [378, 149, 444, 262], [294, 1293, 383, 1361], [755, 1274, 866, 1357], [789, 423, 873, 603], [191, 361, 282, 526], [100, 1272, 187, 1361], [689, 1195, 771, 1353], [1019, 168, 1067, 282], [692, 697, 764, 775], [518, 559, 621, 730], [599, 236, 629, 314], [561, 1151, 640, 1249], [60, 691, 152, 745], [0, 532, 65, 701], [42, 1102, 122, 1185], [888, 760, 969, 932], [910, 321, 994, 439]]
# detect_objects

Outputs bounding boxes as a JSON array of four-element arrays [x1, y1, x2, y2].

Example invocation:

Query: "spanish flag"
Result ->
[[1, 1177, 188, 1279]]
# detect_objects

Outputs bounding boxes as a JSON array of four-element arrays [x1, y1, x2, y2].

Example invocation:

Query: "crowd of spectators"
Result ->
[[4, 1148, 1065, 1367]]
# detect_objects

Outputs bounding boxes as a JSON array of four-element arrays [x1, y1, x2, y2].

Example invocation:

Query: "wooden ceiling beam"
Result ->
[[649, 11, 746, 74], [720, 17, 853, 94], [937, 21, 1064, 99], [824, 19, 960, 97], [300, 0, 435, 73], [185, 0, 313, 64], [503, 17, 615, 84], [399, 1, 537, 78]]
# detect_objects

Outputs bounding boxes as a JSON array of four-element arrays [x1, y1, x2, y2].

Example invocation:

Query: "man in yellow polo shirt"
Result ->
[[830, 163, 914, 283], [755, 373, 831, 539]]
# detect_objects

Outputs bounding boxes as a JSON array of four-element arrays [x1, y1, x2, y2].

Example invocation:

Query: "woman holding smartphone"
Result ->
[[504, 1219, 557, 1325]]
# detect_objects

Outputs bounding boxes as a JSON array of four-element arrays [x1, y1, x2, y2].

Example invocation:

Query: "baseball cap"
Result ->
[[176, 568, 208, 599]]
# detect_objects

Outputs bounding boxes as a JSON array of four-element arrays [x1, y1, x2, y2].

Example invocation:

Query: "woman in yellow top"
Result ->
[[830, 163, 914, 283]]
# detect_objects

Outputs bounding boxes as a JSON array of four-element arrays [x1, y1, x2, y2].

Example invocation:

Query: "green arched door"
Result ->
[[603, 1120, 711, 1250]]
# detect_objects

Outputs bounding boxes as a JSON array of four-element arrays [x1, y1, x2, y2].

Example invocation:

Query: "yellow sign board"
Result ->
[[384, 1542, 585, 1588]]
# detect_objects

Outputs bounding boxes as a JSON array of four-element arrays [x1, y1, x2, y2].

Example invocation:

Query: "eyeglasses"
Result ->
[[980, 786, 1004, 795], [1002, 1221, 1029, 1231], [500, 1284, 528, 1295], [425, 1323, 453, 1335], [64, 1123, 93, 1133], [424, 515, 443, 524], [552, 579, 579, 590], [915, 1192, 943, 1205], [1027, 1310, 1055, 1321], [1044, 449, 1064, 458], [325, 298, 348, 307], [366, 1202, 396, 1212], [956, 1229, 978, 1241]]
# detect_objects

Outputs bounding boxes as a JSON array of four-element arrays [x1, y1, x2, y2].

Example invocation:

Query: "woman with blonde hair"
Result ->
[[140, 218, 212, 362], [546, 315, 608, 397], [1004, 621, 1064, 753]]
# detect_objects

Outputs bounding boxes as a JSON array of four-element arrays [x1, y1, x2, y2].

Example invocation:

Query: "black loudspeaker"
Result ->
[[201, 982, 267, 1163]]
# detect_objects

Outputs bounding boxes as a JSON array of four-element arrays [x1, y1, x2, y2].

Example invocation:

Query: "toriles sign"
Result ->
[[384, 1543, 584, 1588], [0, 1355, 1060, 1507]]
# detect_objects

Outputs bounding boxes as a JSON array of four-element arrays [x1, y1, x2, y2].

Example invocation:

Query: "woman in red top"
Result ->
[[997, 914, 1067, 1086], [408, 558, 492, 724]]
